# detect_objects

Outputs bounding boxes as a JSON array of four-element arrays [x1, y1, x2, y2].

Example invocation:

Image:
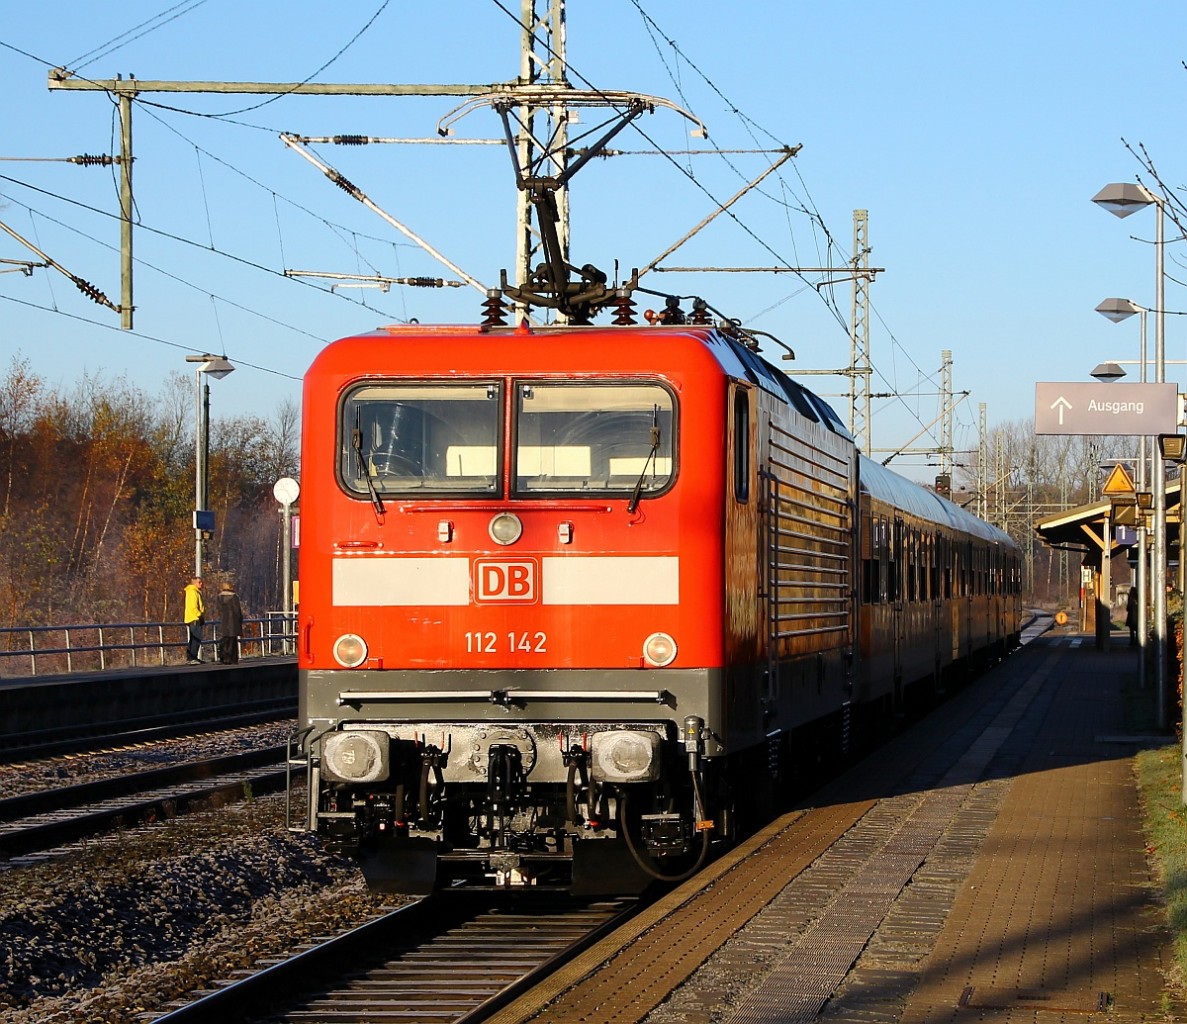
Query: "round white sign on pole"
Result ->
[[273, 476, 300, 507]]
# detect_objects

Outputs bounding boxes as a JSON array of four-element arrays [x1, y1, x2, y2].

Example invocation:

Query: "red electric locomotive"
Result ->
[[287, 317, 1020, 894]]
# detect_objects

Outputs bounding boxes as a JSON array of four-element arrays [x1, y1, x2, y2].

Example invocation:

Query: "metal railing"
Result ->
[[0, 614, 297, 678]]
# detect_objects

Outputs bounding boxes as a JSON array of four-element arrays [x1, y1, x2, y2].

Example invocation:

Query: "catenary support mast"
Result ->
[[849, 210, 872, 454], [516, 0, 570, 317]]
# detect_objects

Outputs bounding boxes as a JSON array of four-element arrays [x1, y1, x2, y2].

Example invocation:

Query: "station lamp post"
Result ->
[[1094, 182, 1167, 725], [1096, 297, 1150, 690], [185, 354, 235, 577]]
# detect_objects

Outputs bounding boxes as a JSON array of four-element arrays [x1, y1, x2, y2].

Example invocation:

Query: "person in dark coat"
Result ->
[[216, 580, 244, 664], [1126, 586, 1139, 646]]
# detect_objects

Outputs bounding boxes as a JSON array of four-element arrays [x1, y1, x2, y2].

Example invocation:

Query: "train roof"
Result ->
[[708, 332, 854, 442], [323, 321, 855, 444], [859, 456, 1017, 548]]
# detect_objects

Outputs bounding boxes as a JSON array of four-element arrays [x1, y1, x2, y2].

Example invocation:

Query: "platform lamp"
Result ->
[[185, 354, 235, 577], [1097, 298, 1152, 691], [1159, 433, 1187, 804], [1094, 182, 1168, 726]]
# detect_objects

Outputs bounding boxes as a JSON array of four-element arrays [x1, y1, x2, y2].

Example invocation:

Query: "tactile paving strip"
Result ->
[[723, 787, 967, 1023], [716, 656, 1058, 1024], [484, 802, 873, 1024], [491, 641, 1179, 1024], [896, 644, 1176, 1023]]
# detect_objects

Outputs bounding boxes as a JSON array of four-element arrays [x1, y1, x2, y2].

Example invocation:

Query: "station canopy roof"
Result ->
[[1034, 475, 1182, 551]]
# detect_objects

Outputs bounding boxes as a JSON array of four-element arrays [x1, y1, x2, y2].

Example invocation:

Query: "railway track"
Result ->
[[0, 695, 296, 762], [135, 637, 1056, 1023], [146, 893, 639, 1023], [0, 746, 287, 860]]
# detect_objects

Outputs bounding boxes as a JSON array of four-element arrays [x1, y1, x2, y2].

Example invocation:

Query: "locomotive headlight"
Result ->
[[489, 512, 523, 545], [333, 633, 368, 668], [322, 730, 389, 784], [590, 730, 662, 783], [642, 631, 677, 667]]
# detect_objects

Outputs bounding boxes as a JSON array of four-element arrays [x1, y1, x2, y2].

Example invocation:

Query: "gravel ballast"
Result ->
[[0, 794, 388, 1023]]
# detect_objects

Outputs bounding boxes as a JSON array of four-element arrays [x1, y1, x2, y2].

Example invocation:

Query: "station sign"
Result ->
[[1034, 382, 1179, 436]]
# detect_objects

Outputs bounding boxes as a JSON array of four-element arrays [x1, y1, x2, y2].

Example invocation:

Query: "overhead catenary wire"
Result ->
[[1, 14, 436, 339], [0, 156, 417, 313], [625, 0, 961, 455], [0, 179, 348, 342], [133, 102, 423, 274], [20, 6, 840, 337], [0, 292, 300, 381], [482, 0, 843, 324], [177, 0, 394, 118], [11, 3, 977, 464], [64, 0, 211, 72]]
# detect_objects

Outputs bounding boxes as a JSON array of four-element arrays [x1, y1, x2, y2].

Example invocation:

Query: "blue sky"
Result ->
[[2, 1, 1185, 483]]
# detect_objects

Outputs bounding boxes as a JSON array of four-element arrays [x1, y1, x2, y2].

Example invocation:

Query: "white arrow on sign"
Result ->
[[1050, 395, 1073, 424]]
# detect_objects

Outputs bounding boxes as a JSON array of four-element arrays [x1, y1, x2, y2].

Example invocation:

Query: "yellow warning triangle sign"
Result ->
[[1102, 463, 1136, 496]]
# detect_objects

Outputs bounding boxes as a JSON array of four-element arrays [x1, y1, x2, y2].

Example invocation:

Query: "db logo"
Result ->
[[474, 559, 538, 603]]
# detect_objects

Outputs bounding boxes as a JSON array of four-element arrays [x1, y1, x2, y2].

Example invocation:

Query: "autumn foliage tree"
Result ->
[[0, 357, 299, 629]]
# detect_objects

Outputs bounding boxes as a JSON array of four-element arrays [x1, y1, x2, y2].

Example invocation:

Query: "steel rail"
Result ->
[[145, 895, 639, 1023], [0, 697, 296, 763], [0, 749, 287, 859]]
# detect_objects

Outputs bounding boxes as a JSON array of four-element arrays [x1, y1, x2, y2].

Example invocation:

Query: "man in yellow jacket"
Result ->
[[183, 577, 205, 663]]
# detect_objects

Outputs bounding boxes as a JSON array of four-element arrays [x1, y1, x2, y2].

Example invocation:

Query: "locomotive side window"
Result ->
[[514, 383, 675, 496], [340, 383, 501, 496], [733, 387, 750, 502]]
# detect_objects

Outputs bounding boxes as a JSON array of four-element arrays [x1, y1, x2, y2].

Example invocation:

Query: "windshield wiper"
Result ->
[[352, 419, 385, 518], [627, 406, 661, 514]]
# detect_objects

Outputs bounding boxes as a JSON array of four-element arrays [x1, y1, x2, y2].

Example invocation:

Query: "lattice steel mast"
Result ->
[[516, 0, 569, 315], [849, 210, 872, 455]]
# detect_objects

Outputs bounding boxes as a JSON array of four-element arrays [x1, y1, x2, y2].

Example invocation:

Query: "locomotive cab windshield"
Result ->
[[340, 379, 676, 500], [341, 382, 501, 495], [514, 382, 674, 496]]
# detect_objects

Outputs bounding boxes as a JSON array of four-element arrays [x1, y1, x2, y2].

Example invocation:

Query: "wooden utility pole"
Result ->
[[48, 71, 498, 330]]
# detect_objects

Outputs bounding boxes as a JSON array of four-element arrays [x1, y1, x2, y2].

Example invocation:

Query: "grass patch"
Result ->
[[1135, 743, 1187, 991], [1126, 650, 1187, 993]]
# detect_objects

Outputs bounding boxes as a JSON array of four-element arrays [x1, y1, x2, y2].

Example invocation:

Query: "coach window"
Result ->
[[514, 382, 675, 497], [907, 529, 918, 603], [340, 382, 501, 496], [942, 538, 953, 599], [869, 515, 888, 603], [929, 534, 939, 600], [924, 533, 933, 601], [860, 512, 874, 603]]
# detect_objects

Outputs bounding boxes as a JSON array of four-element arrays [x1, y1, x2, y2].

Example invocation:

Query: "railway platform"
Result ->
[[487, 630, 1182, 1023], [0, 658, 295, 755]]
